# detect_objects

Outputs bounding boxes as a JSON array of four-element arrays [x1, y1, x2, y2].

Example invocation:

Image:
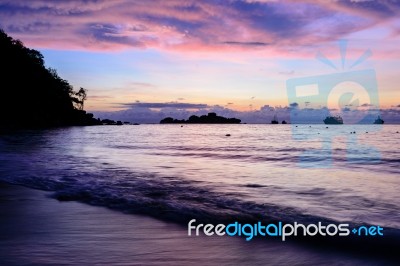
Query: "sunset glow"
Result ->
[[1, 0, 399, 122]]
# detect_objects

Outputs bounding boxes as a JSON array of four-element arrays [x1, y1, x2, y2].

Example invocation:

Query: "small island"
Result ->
[[160, 112, 241, 124]]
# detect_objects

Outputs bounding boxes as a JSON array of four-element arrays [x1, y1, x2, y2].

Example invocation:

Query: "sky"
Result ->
[[1, 0, 399, 123]]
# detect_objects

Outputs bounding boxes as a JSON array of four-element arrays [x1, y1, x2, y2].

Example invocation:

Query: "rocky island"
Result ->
[[160, 112, 241, 124]]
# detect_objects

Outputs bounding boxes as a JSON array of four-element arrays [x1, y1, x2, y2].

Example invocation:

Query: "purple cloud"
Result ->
[[1, 0, 397, 51], [121, 102, 209, 109]]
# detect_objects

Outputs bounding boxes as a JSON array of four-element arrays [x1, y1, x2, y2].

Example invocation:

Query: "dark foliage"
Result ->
[[160, 112, 241, 124], [0, 29, 101, 128]]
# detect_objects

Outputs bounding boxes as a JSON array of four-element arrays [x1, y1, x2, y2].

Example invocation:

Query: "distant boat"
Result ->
[[323, 116, 343, 124], [271, 114, 279, 124], [373, 116, 384, 124], [282, 120, 287, 124]]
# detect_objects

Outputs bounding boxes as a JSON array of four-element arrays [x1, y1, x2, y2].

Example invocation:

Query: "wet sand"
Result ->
[[0, 182, 394, 265]]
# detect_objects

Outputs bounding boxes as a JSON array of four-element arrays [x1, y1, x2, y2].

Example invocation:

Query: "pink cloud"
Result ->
[[0, 0, 399, 57]]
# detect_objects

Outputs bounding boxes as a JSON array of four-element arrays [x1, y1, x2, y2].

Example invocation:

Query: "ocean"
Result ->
[[0, 124, 399, 263]]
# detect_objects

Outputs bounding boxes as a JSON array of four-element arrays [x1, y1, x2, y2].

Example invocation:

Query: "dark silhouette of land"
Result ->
[[0, 29, 102, 128], [160, 112, 241, 124]]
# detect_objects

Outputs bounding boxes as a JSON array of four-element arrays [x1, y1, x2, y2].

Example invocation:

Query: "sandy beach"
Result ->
[[0, 182, 396, 265]]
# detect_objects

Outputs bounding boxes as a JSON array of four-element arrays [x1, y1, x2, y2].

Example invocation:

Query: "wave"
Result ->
[[3, 168, 309, 224], [1, 163, 397, 230], [1, 155, 400, 260], [145, 150, 400, 174]]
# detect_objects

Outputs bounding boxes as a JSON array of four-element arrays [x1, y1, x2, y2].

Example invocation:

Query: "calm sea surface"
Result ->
[[1, 124, 399, 228]]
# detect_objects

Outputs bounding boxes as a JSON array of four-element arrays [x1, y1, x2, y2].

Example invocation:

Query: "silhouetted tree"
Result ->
[[73, 87, 87, 110], [0, 29, 100, 128]]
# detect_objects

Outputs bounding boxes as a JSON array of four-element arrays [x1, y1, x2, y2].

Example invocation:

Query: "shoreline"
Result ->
[[0, 182, 396, 265]]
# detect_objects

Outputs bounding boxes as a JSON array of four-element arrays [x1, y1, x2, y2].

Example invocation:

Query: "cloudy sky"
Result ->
[[1, 0, 399, 123]]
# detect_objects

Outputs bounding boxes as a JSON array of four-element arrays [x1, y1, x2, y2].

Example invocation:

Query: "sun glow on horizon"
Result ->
[[1, 0, 399, 122]]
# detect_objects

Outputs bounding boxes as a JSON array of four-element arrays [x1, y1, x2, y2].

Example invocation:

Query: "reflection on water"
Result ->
[[0, 125, 399, 228]]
